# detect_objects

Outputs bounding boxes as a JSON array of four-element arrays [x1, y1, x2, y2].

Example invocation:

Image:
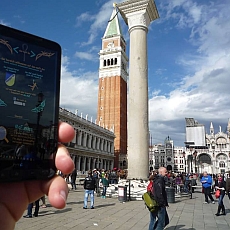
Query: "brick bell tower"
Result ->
[[97, 6, 128, 169]]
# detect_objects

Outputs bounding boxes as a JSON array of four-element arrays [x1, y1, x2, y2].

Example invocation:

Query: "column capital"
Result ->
[[117, 0, 159, 30]]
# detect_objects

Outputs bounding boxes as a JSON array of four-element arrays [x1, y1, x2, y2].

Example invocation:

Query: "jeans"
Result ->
[[84, 190, 94, 208], [218, 193, 225, 206], [94, 178, 99, 193], [184, 181, 189, 193], [102, 186, 107, 196], [176, 184, 180, 193], [27, 199, 39, 216], [203, 186, 214, 202], [71, 179, 76, 189], [149, 207, 169, 230], [110, 179, 117, 184]]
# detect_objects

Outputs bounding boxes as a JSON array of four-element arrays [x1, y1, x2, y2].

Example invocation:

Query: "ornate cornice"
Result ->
[[117, 0, 159, 29]]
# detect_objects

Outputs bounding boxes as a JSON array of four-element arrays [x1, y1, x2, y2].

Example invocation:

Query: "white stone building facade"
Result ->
[[59, 108, 115, 173]]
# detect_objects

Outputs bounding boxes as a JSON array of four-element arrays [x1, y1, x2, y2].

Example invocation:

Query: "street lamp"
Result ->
[[193, 150, 197, 173], [188, 147, 194, 173], [182, 151, 186, 173]]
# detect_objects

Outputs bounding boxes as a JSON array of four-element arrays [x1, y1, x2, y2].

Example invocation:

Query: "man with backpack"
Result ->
[[83, 170, 96, 209], [149, 167, 169, 230]]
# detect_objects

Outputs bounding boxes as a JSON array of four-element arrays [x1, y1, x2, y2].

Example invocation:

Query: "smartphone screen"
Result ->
[[0, 24, 61, 182]]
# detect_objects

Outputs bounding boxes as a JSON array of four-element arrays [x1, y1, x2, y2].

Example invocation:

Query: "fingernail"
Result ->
[[60, 190, 67, 201]]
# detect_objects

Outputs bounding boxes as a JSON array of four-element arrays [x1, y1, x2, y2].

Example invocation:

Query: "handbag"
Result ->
[[215, 189, 220, 198], [142, 191, 158, 212]]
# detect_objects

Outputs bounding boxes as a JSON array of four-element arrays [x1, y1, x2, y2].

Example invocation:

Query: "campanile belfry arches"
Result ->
[[117, 0, 159, 179]]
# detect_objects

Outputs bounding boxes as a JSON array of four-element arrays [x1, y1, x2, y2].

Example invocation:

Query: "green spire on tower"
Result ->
[[103, 6, 123, 38]]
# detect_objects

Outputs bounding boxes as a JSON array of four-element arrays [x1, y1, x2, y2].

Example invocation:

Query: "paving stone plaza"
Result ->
[[15, 184, 230, 230]]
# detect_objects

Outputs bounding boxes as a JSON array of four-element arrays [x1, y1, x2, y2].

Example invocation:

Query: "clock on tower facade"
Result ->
[[165, 136, 175, 171]]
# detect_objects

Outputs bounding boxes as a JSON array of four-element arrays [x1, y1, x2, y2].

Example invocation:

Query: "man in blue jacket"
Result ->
[[200, 171, 215, 204]]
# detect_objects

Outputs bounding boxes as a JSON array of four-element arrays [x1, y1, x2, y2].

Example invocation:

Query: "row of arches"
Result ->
[[103, 58, 118, 67], [70, 129, 114, 154], [193, 153, 228, 172], [71, 155, 114, 172]]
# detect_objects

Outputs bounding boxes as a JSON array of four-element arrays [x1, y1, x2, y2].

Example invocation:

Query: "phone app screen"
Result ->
[[0, 31, 60, 178]]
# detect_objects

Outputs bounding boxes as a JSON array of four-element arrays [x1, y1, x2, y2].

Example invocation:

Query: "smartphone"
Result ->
[[0, 24, 61, 182]]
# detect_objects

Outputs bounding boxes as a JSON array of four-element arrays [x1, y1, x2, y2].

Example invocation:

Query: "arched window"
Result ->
[[198, 154, 211, 164], [111, 59, 114, 65], [107, 59, 110, 66], [219, 161, 225, 168], [115, 58, 117, 65], [103, 60, 106, 66]]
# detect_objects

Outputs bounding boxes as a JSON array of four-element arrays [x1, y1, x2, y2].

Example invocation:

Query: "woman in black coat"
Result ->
[[215, 174, 226, 216]]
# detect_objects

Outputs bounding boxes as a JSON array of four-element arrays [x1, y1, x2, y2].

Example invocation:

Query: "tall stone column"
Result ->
[[117, 0, 159, 179]]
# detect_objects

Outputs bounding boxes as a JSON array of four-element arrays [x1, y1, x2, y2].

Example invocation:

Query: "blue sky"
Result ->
[[1, 0, 230, 147]]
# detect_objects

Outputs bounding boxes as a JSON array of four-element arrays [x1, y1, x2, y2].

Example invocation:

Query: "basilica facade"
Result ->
[[149, 118, 230, 175]]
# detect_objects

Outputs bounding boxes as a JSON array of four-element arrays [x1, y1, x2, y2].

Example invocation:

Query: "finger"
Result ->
[[58, 122, 75, 143], [24, 176, 69, 209], [55, 144, 74, 175], [42, 175, 69, 209]]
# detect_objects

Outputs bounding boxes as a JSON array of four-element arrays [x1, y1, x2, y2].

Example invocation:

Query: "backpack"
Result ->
[[142, 182, 158, 212]]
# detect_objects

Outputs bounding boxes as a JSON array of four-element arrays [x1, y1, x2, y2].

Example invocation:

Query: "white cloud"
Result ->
[[76, 0, 125, 46], [60, 56, 98, 119], [76, 12, 95, 26], [74, 51, 97, 61], [149, 0, 230, 145], [63, 0, 230, 146]]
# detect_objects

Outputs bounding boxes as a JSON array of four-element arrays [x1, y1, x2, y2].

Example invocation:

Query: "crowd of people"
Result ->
[[200, 171, 230, 216], [146, 168, 230, 229], [56, 168, 128, 210], [148, 170, 198, 194], [61, 168, 128, 190]]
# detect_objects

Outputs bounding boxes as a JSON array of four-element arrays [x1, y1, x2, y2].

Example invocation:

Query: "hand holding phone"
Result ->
[[0, 122, 75, 229], [0, 24, 61, 182]]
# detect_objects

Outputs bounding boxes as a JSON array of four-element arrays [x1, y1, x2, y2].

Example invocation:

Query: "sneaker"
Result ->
[[212, 201, 215, 204], [91, 207, 94, 209], [33, 214, 38, 217], [83, 207, 87, 209], [23, 215, 32, 218], [203, 202, 208, 204]]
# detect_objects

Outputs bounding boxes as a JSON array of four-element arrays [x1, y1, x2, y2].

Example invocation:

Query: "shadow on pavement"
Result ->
[[38, 207, 72, 216], [94, 203, 116, 209], [166, 225, 195, 230], [67, 201, 84, 205], [69, 189, 83, 192]]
